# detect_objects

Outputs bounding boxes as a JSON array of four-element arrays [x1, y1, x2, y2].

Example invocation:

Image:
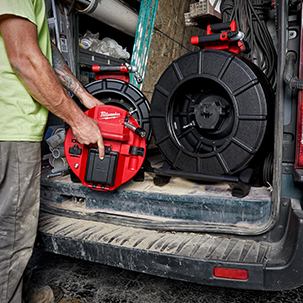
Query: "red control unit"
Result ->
[[65, 105, 146, 191]]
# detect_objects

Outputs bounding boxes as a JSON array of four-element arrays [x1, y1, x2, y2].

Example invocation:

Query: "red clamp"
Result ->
[[92, 64, 142, 84], [92, 64, 131, 82], [191, 21, 249, 54]]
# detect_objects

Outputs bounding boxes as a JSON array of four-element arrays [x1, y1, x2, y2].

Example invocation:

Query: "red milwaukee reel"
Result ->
[[65, 105, 146, 191]]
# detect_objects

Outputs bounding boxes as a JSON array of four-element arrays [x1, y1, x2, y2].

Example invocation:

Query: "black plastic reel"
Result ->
[[150, 49, 274, 183], [74, 78, 152, 145]]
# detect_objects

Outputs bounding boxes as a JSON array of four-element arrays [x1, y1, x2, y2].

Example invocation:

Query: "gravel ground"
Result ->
[[27, 246, 303, 303]]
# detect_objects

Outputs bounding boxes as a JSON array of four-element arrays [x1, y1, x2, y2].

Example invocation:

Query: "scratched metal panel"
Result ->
[[40, 169, 272, 229]]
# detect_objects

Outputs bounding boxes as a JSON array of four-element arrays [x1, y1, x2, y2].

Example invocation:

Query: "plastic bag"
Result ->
[[79, 31, 130, 60], [79, 30, 99, 49]]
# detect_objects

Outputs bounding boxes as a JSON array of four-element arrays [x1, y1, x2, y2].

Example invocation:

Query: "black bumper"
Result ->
[[37, 198, 303, 291]]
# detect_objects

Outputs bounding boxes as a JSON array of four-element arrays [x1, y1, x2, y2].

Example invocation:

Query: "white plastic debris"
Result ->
[[79, 31, 130, 60]]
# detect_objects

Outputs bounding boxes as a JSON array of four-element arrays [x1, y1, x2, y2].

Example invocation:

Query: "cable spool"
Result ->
[[263, 152, 273, 185], [65, 105, 146, 191], [74, 78, 152, 145], [150, 49, 274, 178]]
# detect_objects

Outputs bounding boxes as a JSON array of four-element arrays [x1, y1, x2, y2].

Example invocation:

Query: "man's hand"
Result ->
[[80, 94, 104, 109], [71, 115, 105, 159]]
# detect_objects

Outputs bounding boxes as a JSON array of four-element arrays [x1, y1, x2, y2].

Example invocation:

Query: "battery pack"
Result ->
[[85, 147, 119, 187]]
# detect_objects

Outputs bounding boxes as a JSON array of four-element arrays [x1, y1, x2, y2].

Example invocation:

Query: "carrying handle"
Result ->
[[207, 21, 237, 34]]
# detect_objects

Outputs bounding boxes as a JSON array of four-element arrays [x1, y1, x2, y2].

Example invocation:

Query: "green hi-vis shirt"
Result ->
[[0, 0, 52, 141]]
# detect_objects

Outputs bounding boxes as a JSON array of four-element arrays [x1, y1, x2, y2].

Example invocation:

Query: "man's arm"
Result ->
[[0, 14, 104, 158], [51, 42, 104, 109]]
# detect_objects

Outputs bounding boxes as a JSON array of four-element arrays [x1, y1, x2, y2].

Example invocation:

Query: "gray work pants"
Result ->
[[0, 142, 41, 303]]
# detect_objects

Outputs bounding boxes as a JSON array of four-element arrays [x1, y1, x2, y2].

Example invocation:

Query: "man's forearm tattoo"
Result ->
[[51, 43, 85, 96]]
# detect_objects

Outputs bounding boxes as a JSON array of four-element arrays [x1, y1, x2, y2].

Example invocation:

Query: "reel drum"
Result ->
[[80, 78, 152, 145], [150, 49, 274, 177]]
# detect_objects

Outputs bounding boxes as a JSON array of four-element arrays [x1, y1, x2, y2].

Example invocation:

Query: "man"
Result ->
[[0, 0, 105, 302]]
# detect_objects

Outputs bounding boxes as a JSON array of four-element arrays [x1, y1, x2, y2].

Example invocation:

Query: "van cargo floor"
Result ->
[[40, 166, 272, 233]]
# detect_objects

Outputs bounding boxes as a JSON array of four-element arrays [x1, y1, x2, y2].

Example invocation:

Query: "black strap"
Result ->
[[129, 146, 145, 156]]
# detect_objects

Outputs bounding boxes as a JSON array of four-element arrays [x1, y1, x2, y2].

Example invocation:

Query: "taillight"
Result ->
[[214, 267, 248, 280], [295, 94, 303, 168], [295, 7, 303, 169]]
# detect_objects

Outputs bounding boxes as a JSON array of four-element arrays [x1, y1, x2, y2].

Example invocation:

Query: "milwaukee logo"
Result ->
[[100, 111, 121, 120]]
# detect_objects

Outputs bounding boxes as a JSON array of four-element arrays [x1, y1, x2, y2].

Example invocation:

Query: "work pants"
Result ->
[[0, 142, 41, 303]]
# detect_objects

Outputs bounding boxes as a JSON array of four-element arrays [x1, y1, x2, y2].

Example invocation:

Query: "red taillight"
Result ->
[[295, 102, 303, 168], [214, 267, 248, 280], [295, 7, 303, 169]]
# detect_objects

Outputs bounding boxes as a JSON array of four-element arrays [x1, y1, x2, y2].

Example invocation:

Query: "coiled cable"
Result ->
[[221, 0, 277, 89]]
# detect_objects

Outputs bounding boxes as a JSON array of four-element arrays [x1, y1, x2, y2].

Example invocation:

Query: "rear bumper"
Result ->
[[37, 198, 303, 291]]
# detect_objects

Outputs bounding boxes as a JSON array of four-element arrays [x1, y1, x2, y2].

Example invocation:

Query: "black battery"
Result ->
[[85, 147, 119, 187]]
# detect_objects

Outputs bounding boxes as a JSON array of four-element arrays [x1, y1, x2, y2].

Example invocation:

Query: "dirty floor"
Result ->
[[27, 246, 303, 303]]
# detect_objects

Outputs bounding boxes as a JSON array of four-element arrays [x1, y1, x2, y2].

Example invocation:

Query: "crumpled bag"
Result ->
[[79, 30, 130, 60]]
